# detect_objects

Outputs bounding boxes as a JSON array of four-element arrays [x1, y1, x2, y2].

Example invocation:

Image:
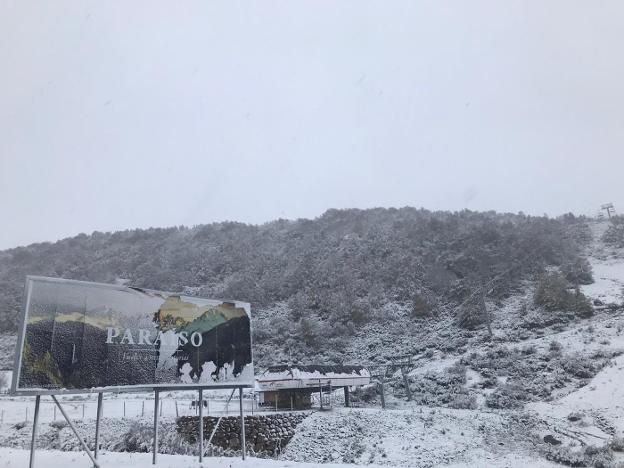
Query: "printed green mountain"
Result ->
[[155, 296, 246, 334]]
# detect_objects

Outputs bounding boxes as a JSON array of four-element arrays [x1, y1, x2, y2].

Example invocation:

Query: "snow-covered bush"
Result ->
[[549, 340, 563, 353], [464, 345, 611, 405], [603, 216, 624, 248], [448, 394, 478, 410], [485, 382, 527, 409], [115, 422, 194, 455], [561, 354, 600, 379], [534, 272, 594, 318], [609, 436, 624, 452], [49, 420, 68, 430], [545, 441, 620, 467], [405, 362, 476, 407], [561, 256, 594, 285]]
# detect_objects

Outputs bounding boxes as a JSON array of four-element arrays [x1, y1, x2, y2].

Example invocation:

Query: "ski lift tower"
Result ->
[[601, 203, 615, 219]]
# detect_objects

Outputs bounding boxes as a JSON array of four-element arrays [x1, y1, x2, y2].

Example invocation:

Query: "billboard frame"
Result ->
[[12, 276, 252, 467], [11, 276, 254, 396]]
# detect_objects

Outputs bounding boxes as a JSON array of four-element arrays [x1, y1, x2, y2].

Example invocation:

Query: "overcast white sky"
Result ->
[[1, 1, 623, 250]]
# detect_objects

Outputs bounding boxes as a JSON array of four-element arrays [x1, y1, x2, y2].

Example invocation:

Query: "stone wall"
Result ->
[[176, 412, 308, 455]]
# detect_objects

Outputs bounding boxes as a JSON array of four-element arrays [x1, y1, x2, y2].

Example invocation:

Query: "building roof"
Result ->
[[259, 364, 370, 382]]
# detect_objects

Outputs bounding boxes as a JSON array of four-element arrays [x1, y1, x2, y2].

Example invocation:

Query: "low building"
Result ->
[[256, 364, 370, 410]]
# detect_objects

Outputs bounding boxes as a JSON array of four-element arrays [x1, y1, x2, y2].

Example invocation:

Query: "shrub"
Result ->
[[609, 436, 624, 452], [549, 340, 563, 352], [411, 294, 432, 318], [583, 444, 614, 468], [543, 444, 587, 467], [485, 382, 527, 409], [562, 355, 598, 379], [542, 443, 615, 467], [561, 257, 594, 285], [118, 422, 154, 453], [603, 217, 624, 248], [116, 422, 194, 455], [49, 420, 68, 430], [534, 272, 594, 317], [406, 363, 469, 407], [449, 394, 478, 410]]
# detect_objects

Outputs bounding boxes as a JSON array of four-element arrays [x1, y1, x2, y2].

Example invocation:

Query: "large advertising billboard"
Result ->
[[12, 277, 254, 394]]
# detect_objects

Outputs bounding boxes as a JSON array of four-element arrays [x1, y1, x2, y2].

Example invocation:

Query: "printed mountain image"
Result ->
[[16, 278, 253, 392], [153, 297, 252, 383]]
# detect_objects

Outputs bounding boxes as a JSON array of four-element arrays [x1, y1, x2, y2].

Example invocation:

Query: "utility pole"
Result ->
[[601, 203, 615, 219]]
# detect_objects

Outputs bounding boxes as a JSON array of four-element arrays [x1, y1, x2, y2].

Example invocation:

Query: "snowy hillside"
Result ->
[[0, 208, 591, 368], [3, 218, 624, 467]]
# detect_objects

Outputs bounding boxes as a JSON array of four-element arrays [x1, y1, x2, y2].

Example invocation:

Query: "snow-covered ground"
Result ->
[[525, 221, 624, 451], [281, 407, 554, 467], [0, 446, 560, 468], [3, 220, 624, 467]]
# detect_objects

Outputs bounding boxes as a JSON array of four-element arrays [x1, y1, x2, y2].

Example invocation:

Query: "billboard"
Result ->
[[12, 277, 254, 394]]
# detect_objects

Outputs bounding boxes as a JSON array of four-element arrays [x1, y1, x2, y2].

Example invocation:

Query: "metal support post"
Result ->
[[344, 387, 350, 407], [94, 393, 103, 460], [28, 395, 41, 468], [198, 389, 204, 463], [51, 396, 100, 468], [152, 390, 159, 465], [239, 387, 246, 460]]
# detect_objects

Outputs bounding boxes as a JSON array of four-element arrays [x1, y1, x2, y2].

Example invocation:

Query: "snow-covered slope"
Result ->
[[524, 220, 624, 456]]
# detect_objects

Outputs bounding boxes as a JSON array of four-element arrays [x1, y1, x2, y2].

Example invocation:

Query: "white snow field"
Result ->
[[0, 447, 559, 468]]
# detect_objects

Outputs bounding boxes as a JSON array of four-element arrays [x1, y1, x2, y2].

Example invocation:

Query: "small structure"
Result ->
[[256, 364, 370, 410]]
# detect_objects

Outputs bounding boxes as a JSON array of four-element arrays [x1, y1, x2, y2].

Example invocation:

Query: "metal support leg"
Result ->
[[51, 396, 100, 468], [152, 390, 159, 465], [239, 387, 246, 460], [344, 387, 350, 407], [29, 395, 41, 468], [94, 393, 103, 460], [198, 389, 203, 463]]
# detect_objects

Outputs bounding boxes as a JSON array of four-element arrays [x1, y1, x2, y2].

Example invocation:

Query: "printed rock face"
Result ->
[[15, 277, 254, 392]]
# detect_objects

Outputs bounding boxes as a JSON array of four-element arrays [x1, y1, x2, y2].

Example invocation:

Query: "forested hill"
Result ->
[[0, 208, 591, 365]]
